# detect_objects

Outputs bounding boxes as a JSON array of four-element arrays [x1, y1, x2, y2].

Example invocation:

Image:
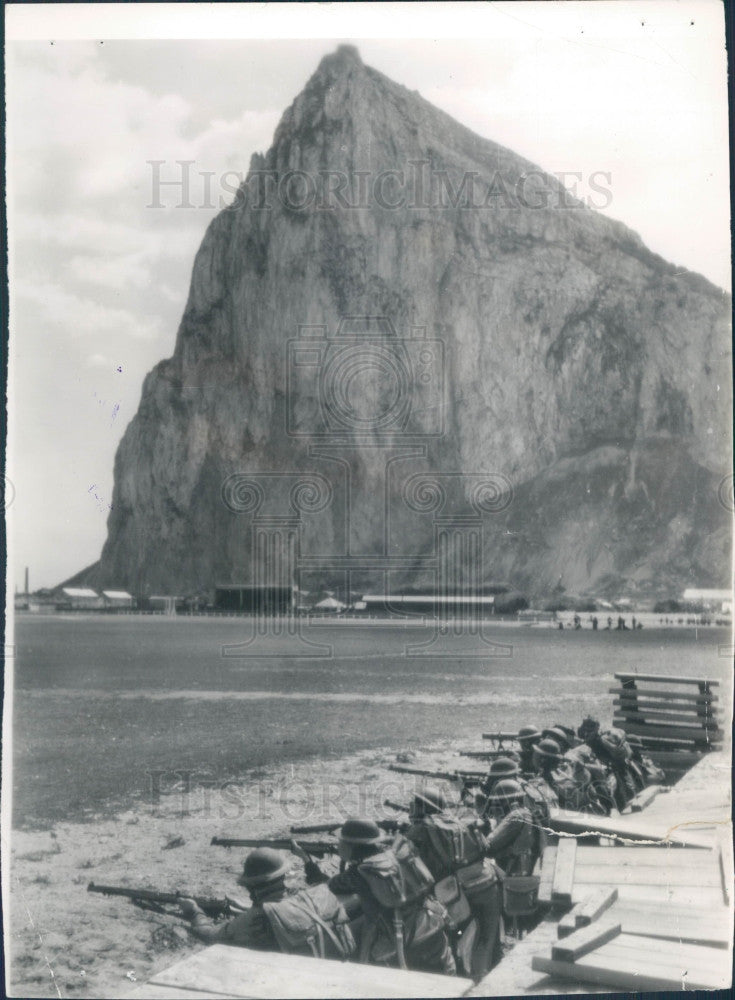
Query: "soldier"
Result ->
[[532, 738, 601, 813], [563, 740, 616, 815], [626, 733, 665, 787], [405, 787, 503, 978], [303, 817, 456, 976], [478, 756, 521, 805], [483, 779, 539, 876], [517, 725, 542, 774], [577, 717, 636, 810], [179, 847, 355, 959]]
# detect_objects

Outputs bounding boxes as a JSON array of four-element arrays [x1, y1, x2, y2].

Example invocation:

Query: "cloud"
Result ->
[[14, 278, 162, 341]]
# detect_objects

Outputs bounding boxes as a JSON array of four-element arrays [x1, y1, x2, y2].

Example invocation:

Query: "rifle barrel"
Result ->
[[290, 823, 341, 834], [210, 837, 337, 856]]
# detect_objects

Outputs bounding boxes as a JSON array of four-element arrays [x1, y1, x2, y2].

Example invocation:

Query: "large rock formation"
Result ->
[[93, 45, 731, 600]]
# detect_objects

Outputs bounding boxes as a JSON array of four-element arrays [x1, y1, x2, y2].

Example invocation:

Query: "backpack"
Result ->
[[599, 728, 632, 764], [357, 836, 435, 910], [421, 812, 487, 875], [357, 838, 438, 970], [261, 884, 356, 960], [362, 897, 453, 971]]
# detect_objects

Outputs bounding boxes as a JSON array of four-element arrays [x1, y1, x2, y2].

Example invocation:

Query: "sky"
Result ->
[[5, 1, 731, 590]]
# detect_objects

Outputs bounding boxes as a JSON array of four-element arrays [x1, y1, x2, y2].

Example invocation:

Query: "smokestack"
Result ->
[[25, 567, 29, 596]]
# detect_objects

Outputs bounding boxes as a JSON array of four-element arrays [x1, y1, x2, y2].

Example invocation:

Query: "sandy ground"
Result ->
[[8, 739, 491, 999]]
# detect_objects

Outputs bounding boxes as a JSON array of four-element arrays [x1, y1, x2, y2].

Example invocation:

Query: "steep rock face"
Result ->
[[94, 46, 731, 599]]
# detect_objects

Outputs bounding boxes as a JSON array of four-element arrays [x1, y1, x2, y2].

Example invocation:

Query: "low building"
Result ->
[[359, 593, 496, 615], [682, 588, 733, 614], [102, 590, 134, 610], [214, 585, 294, 614], [57, 587, 103, 610]]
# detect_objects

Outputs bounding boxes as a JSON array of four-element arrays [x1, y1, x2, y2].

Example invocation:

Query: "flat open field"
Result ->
[[12, 614, 732, 828]]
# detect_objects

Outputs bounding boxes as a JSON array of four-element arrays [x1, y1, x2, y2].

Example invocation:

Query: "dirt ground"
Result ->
[[8, 739, 489, 999]]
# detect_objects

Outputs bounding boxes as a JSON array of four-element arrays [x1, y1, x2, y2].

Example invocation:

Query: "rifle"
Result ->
[[388, 764, 486, 785], [290, 817, 406, 835], [383, 799, 410, 813], [459, 749, 521, 759], [210, 837, 338, 858], [87, 882, 236, 919]]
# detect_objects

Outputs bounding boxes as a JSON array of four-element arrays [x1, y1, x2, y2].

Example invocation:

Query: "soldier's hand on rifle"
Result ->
[[178, 897, 202, 920], [290, 839, 313, 864]]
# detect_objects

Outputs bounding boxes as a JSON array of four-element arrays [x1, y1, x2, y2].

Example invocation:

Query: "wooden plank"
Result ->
[[572, 865, 720, 887], [599, 932, 730, 967], [719, 843, 730, 907], [620, 721, 722, 743], [614, 709, 718, 726], [533, 943, 729, 991], [614, 673, 719, 686], [551, 838, 576, 905], [609, 687, 719, 703], [573, 846, 713, 866], [150, 944, 473, 999], [611, 902, 731, 947], [573, 887, 618, 926], [627, 785, 665, 812], [551, 919, 621, 962], [537, 845, 557, 905], [556, 911, 577, 939], [570, 883, 725, 907]]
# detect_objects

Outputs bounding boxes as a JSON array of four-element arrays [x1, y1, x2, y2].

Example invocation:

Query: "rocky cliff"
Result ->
[[93, 45, 731, 600]]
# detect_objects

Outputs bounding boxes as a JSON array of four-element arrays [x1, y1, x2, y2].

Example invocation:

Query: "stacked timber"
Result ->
[[610, 672, 721, 777]]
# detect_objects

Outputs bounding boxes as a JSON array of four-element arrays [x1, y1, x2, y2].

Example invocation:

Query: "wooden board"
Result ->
[[627, 785, 665, 811], [147, 944, 472, 999], [551, 919, 621, 961], [609, 901, 731, 948], [551, 838, 576, 905], [571, 888, 618, 927], [572, 865, 720, 887], [614, 709, 718, 726], [573, 845, 716, 867], [614, 673, 719, 686], [618, 721, 722, 743], [533, 931, 731, 991], [608, 687, 719, 703]]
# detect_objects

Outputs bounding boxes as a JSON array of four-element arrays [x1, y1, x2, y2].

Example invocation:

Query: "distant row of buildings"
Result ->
[[15, 583, 732, 617]]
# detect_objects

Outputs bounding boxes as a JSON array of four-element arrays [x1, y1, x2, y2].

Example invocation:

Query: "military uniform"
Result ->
[[310, 818, 456, 976]]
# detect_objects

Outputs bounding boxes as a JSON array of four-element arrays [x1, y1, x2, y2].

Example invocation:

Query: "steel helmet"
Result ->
[[488, 757, 521, 780], [412, 786, 448, 815], [238, 848, 290, 888], [533, 738, 562, 763], [337, 817, 384, 846], [517, 725, 541, 743], [487, 778, 524, 803], [542, 727, 572, 751]]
